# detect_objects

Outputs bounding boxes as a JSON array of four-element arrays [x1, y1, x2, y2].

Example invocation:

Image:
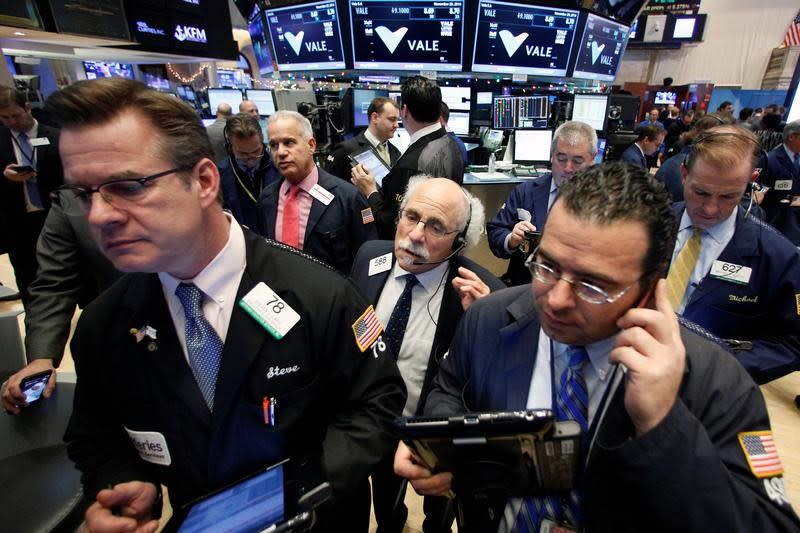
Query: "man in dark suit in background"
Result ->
[[325, 96, 401, 181], [350, 176, 504, 533], [0, 85, 63, 304], [47, 78, 405, 532], [761, 120, 800, 245], [620, 123, 665, 168], [258, 110, 377, 274], [351, 76, 464, 239]]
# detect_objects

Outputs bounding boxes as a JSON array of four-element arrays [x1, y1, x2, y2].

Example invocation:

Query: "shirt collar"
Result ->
[[392, 259, 449, 294], [784, 143, 799, 161], [554, 334, 616, 382], [14, 119, 38, 140], [364, 128, 382, 148], [408, 122, 443, 146], [159, 213, 246, 306], [279, 164, 319, 196], [679, 207, 737, 244]]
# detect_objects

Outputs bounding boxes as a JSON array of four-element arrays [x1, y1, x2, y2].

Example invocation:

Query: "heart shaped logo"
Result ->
[[591, 41, 606, 64], [375, 26, 409, 54], [284, 31, 305, 56], [499, 30, 528, 57]]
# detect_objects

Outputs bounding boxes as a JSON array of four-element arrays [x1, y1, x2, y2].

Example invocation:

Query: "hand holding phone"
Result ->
[[20, 369, 53, 404], [11, 164, 35, 173]]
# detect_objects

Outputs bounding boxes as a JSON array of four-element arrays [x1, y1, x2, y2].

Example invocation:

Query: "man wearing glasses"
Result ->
[[350, 176, 504, 533], [395, 163, 799, 531], [47, 78, 405, 532], [217, 113, 280, 229]]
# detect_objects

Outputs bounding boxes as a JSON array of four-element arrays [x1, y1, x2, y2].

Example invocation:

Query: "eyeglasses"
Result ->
[[398, 209, 459, 239], [525, 251, 639, 305], [51, 167, 188, 214], [234, 147, 264, 162]]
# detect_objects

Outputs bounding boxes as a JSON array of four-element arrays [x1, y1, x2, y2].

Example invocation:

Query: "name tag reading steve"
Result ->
[[240, 282, 301, 339], [710, 260, 752, 285]]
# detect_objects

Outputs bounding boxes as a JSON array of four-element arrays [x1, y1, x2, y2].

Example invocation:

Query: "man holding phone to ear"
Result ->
[[395, 162, 799, 531], [0, 85, 63, 304]]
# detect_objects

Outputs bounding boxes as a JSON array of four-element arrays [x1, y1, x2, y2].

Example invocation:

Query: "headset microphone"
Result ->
[[412, 241, 466, 265]]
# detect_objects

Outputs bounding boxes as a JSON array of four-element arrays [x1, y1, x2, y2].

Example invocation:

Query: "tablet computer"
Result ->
[[177, 458, 331, 533], [395, 410, 581, 495], [350, 148, 390, 187]]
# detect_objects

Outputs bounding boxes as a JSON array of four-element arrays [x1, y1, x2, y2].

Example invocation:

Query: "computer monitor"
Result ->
[[472, 1, 579, 77], [571, 94, 609, 132], [353, 88, 389, 127], [448, 111, 470, 135], [476, 92, 493, 105], [274, 88, 317, 112], [264, 0, 347, 71], [440, 86, 471, 112], [493, 95, 555, 129], [83, 61, 134, 79], [208, 88, 244, 114], [245, 89, 277, 116], [248, 5, 275, 76], [654, 91, 677, 105], [349, 0, 464, 71], [183, 85, 197, 102], [595, 138, 606, 164], [513, 129, 553, 164], [664, 14, 707, 42], [569, 12, 630, 82]]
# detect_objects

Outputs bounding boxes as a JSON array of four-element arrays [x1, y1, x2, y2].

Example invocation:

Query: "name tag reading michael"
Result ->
[[240, 282, 301, 339], [710, 261, 752, 285]]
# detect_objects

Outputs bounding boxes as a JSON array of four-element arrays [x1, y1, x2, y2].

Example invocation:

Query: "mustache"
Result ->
[[397, 237, 429, 264]]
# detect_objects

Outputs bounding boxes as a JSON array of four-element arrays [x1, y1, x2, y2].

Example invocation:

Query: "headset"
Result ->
[[412, 188, 473, 265]]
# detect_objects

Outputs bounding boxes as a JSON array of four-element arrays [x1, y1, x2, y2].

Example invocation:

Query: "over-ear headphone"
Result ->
[[683, 129, 762, 170], [452, 189, 473, 252]]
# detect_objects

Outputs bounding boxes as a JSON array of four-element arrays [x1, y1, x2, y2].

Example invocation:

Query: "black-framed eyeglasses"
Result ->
[[398, 209, 459, 239], [51, 167, 189, 214], [525, 250, 639, 305]]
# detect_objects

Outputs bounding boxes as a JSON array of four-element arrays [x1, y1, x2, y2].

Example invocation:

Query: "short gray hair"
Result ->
[[401, 175, 485, 249], [552, 120, 598, 157], [783, 120, 800, 143], [268, 110, 314, 139]]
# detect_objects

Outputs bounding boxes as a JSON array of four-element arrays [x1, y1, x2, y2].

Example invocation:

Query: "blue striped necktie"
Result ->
[[175, 283, 223, 410], [515, 345, 589, 532]]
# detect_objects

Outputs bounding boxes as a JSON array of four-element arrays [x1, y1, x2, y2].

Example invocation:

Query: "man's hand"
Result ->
[[3, 163, 36, 183], [82, 482, 159, 533], [2, 358, 56, 414], [452, 266, 491, 311], [350, 164, 378, 197], [610, 279, 686, 437], [394, 441, 453, 497], [507, 221, 537, 250]]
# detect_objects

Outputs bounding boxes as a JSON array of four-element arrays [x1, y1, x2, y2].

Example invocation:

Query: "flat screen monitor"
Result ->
[[183, 85, 197, 102], [274, 88, 317, 112], [83, 61, 134, 80], [493, 95, 555, 129], [353, 88, 389, 127], [217, 68, 249, 88], [448, 111, 470, 135], [476, 91, 493, 105], [177, 85, 187, 98], [208, 88, 243, 114], [245, 89, 277, 116], [664, 14, 707, 42], [513, 129, 553, 164], [472, 1, 579, 77], [248, 6, 275, 75], [595, 137, 606, 164], [571, 93, 609, 132], [587, 0, 646, 26], [654, 91, 677, 105], [440, 86, 471, 112], [570, 12, 630, 82], [265, 0, 346, 71], [141, 65, 171, 90], [349, 0, 464, 71], [628, 16, 642, 41]]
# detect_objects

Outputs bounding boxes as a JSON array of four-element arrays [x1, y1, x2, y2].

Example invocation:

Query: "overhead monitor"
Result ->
[[664, 14, 707, 42], [83, 61, 134, 79], [571, 93, 609, 132], [274, 88, 317, 112], [349, 0, 464, 71], [654, 91, 677, 105], [570, 12, 630, 82], [472, 1, 579, 77], [140, 65, 170, 90], [352, 89, 390, 127], [208, 88, 243, 114], [217, 68, 248, 87], [448, 111, 470, 135], [628, 16, 642, 41], [265, 0, 346, 71], [513, 129, 553, 164], [440, 86, 471, 111], [248, 6, 275, 75], [245, 89, 277, 116], [588, 0, 647, 26], [493, 95, 555, 129], [476, 91, 493, 105]]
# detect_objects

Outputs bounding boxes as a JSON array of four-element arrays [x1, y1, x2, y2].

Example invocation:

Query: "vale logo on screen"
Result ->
[[590, 41, 606, 64], [284, 31, 305, 55], [376, 26, 409, 54], [499, 30, 528, 57]]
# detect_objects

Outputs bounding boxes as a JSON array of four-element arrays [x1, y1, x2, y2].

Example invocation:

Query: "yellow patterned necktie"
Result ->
[[376, 142, 390, 165], [666, 227, 703, 309]]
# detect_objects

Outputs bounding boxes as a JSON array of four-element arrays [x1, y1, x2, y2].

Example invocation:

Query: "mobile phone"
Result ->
[[11, 165, 34, 173], [19, 369, 53, 404]]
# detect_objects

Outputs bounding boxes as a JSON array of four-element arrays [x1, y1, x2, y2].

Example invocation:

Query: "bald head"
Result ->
[[239, 100, 259, 118], [216, 103, 232, 118]]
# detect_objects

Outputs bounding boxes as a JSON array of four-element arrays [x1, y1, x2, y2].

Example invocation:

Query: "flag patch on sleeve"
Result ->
[[361, 207, 375, 225], [738, 431, 784, 478], [352, 305, 383, 352], [795, 294, 800, 315]]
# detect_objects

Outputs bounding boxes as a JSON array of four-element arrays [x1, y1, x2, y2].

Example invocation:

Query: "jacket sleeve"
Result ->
[[486, 184, 527, 259], [347, 191, 379, 272]]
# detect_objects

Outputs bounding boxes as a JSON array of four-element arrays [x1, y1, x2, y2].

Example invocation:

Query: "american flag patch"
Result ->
[[352, 305, 383, 352], [795, 294, 800, 315], [361, 207, 375, 225], [738, 431, 784, 478]]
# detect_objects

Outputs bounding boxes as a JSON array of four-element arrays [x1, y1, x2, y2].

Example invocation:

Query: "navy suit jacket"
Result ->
[[620, 143, 646, 168], [349, 240, 504, 414], [258, 168, 377, 274], [324, 131, 401, 182], [425, 286, 799, 531], [762, 145, 800, 244], [486, 173, 551, 285], [674, 204, 800, 383], [218, 154, 281, 230]]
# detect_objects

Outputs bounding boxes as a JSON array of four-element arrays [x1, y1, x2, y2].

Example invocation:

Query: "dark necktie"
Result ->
[[175, 283, 223, 410], [383, 274, 418, 359], [17, 132, 43, 208], [794, 152, 799, 174], [516, 345, 589, 531]]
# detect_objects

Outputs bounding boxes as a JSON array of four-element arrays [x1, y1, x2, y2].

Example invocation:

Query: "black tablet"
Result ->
[[349, 148, 390, 185], [395, 410, 581, 495], [177, 458, 331, 533]]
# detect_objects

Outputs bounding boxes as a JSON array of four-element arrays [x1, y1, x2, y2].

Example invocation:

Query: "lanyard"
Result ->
[[231, 162, 263, 204], [10, 134, 36, 166]]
